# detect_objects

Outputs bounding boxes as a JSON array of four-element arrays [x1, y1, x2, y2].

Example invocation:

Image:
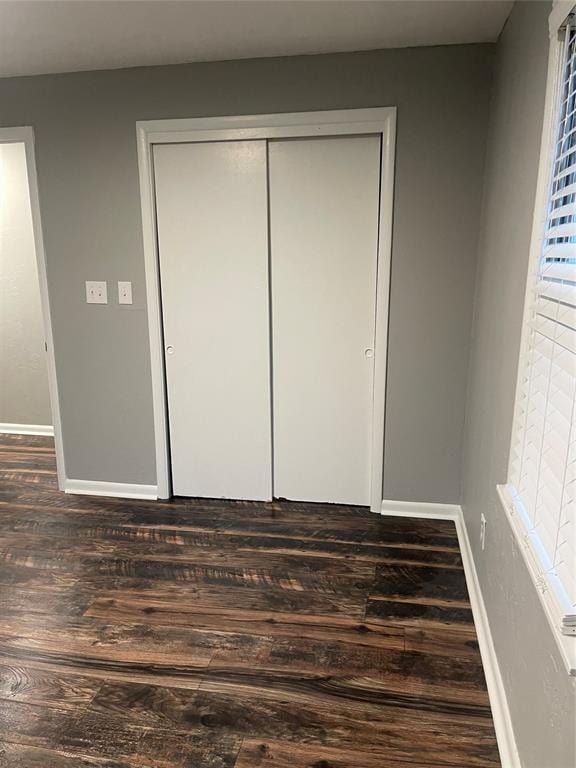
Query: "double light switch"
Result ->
[[85, 281, 107, 304], [85, 281, 133, 305], [118, 281, 133, 305]]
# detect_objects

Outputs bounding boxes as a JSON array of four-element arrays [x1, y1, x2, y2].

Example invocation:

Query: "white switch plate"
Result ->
[[118, 281, 133, 305], [85, 281, 107, 304]]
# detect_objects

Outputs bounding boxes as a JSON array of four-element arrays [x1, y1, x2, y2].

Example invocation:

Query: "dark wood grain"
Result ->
[[0, 433, 500, 766]]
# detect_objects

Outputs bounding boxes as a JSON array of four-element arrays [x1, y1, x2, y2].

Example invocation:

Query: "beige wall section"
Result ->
[[462, 3, 576, 767], [0, 43, 493, 490], [0, 142, 51, 427]]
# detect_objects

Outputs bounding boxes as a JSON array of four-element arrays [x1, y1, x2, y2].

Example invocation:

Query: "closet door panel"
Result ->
[[154, 141, 272, 500], [269, 136, 381, 505]]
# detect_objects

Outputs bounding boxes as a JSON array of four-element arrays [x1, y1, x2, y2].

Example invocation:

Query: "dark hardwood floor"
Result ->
[[0, 433, 501, 767]]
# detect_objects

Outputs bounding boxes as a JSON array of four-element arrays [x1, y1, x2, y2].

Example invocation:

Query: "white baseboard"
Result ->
[[380, 501, 521, 768], [381, 498, 461, 520], [454, 513, 521, 768], [64, 479, 158, 500], [0, 423, 54, 437]]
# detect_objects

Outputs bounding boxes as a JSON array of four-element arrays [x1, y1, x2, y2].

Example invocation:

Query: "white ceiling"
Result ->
[[0, 0, 513, 79]]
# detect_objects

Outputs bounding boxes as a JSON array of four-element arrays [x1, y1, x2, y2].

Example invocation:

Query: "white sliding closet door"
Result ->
[[269, 136, 381, 505], [154, 141, 272, 500]]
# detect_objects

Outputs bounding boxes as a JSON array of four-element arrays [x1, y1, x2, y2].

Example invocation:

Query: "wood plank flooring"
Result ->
[[0, 434, 501, 767]]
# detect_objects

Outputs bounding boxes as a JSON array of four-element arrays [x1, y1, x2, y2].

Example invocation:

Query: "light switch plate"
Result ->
[[118, 281, 133, 305], [86, 281, 107, 304]]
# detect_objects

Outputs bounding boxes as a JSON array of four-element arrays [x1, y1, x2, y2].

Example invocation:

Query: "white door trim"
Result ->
[[0, 127, 66, 489], [136, 108, 397, 506]]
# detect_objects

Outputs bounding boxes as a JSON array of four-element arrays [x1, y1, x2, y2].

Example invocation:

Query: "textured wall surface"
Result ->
[[461, 3, 576, 766], [0, 142, 51, 426], [0, 44, 493, 492]]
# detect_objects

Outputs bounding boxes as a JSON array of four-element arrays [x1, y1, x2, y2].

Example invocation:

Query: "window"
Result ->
[[507, 11, 576, 646]]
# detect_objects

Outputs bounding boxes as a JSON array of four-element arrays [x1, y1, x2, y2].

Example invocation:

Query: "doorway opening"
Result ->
[[0, 141, 51, 434], [0, 127, 65, 487]]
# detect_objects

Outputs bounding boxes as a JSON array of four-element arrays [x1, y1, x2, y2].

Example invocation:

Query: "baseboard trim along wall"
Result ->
[[380, 500, 521, 768], [380, 498, 461, 519], [64, 479, 158, 500], [0, 423, 54, 437]]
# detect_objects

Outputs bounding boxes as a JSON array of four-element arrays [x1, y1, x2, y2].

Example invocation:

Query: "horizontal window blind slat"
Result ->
[[530, 321, 576, 353], [552, 180, 576, 199], [555, 323, 576, 353], [546, 222, 576, 238], [557, 303, 576, 329], [551, 165, 576, 185], [540, 260, 576, 280], [522, 338, 576, 374], [536, 302, 576, 332], [550, 202, 576, 219], [537, 278, 576, 305]]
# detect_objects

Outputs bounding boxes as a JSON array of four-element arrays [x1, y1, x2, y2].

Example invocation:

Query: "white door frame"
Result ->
[[0, 126, 66, 488], [136, 107, 397, 511]]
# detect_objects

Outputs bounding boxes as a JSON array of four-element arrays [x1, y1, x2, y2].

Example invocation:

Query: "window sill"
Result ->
[[496, 484, 575, 676]]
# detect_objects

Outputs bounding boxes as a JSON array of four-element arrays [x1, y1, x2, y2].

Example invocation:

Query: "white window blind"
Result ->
[[510, 19, 576, 635]]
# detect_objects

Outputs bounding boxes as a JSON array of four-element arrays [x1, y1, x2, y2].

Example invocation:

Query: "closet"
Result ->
[[153, 134, 382, 506]]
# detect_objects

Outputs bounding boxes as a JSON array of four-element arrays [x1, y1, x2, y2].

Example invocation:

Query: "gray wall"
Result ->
[[0, 142, 51, 426], [461, 3, 576, 767], [0, 44, 493, 493]]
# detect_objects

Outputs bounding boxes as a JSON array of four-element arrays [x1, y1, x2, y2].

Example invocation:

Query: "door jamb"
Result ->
[[0, 126, 66, 488], [136, 108, 397, 510]]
